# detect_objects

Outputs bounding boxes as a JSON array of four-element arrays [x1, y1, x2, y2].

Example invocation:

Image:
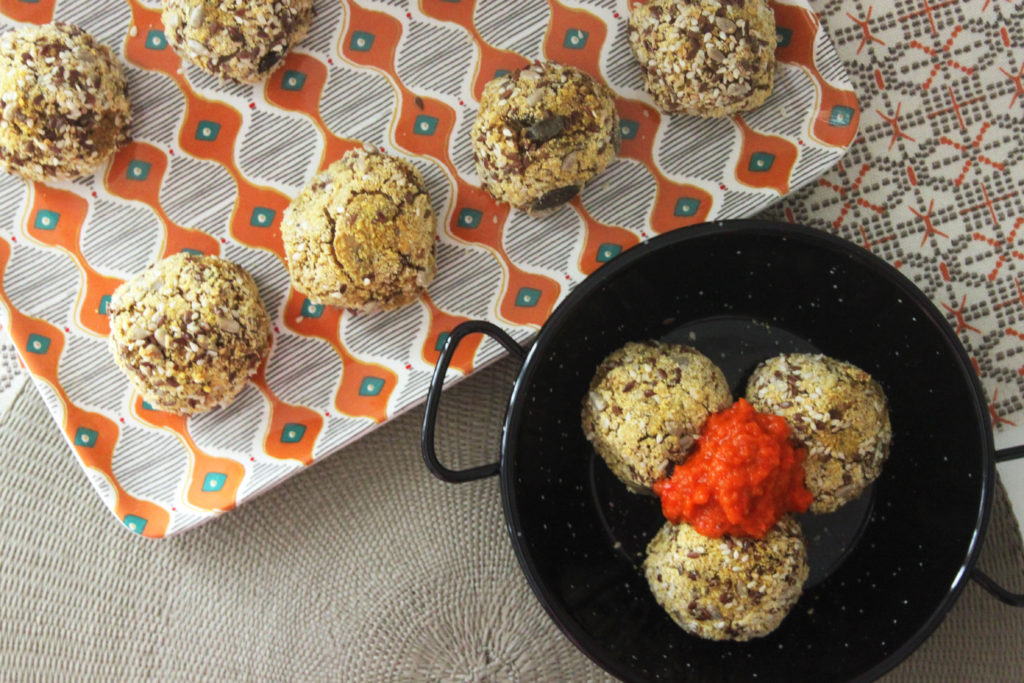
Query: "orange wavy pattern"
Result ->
[[23, 184, 123, 337], [281, 289, 396, 423], [0, 238, 171, 537], [251, 359, 324, 466], [418, 0, 530, 101], [106, 141, 222, 258], [264, 52, 361, 169], [0, 0, 54, 24], [774, 1, 861, 148], [124, 2, 290, 259], [131, 396, 244, 512]]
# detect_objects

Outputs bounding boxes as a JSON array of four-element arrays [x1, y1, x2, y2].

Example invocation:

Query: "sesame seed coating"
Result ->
[[0, 22, 131, 182], [745, 353, 892, 514], [281, 148, 437, 313], [581, 340, 732, 494], [472, 61, 620, 216], [108, 253, 271, 416], [644, 516, 808, 641], [161, 0, 313, 83], [628, 0, 777, 117]]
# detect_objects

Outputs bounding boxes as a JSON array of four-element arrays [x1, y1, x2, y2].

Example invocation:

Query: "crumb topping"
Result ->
[[108, 253, 271, 415], [161, 0, 313, 83], [0, 22, 131, 181], [472, 61, 620, 215], [281, 148, 436, 312], [644, 516, 808, 641], [745, 353, 892, 513], [628, 0, 776, 117], [581, 340, 732, 493]]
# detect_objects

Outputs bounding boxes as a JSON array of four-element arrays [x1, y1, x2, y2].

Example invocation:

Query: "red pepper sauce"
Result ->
[[653, 398, 813, 538]]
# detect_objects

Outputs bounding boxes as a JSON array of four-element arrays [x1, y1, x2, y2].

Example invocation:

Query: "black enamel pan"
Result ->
[[421, 220, 1024, 682]]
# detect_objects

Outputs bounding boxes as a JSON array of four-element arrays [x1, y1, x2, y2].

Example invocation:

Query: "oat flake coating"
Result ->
[[161, 0, 313, 83], [581, 341, 732, 494], [0, 22, 131, 182], [472, 61, 620, 215], [108, 253, 271, 416], [745, 353, 892, 514], [644, 516, 808, 641], [628, 0, 777, 117], [281, 148, 437, 312]]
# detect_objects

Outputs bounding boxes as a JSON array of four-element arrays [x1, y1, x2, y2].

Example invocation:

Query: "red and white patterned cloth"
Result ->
[[767, 0, 1024, 433], [761, 0, 1024, 526]]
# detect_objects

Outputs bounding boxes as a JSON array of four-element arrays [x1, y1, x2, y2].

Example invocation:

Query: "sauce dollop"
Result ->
[[653, 398, 813, 538]]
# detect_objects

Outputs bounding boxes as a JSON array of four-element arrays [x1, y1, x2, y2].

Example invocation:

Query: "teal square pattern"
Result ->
[[350, 31, 374, 52], [515, 287, 541, 307], [619, 120, 639, 140], [829, 105, 855, 127], [359, 377, 385, 397], [124, 515, 147, 534], [202, 472, 227, 492], [145, 30, 167, 50], [142, 400, 156, 411], [180, 247, 203, 255], [195, 120, 220, 141], [281, 70, 306, 91], [596, 243, 622, 263], [776, 27, 793, 47], [281, 423, 307, 444], [250, 207, 275, 227], [126, 160, 151, 181], [457, 208, 482, 228], [748, 152, 776, 172], [673, 197, 700, 217], [435, 332, 450, 352], [301, 298, 324, 318], [564, 29, 589, 49], [74, 427, 98, 448], [26, 333, 50, 355], [33, 209, 59, 231], [414, 115, 438, 136], [494, 69, 510, 78], [98, 295, 112, 315]]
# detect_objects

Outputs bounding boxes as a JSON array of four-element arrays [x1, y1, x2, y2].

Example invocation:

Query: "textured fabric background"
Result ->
[[1, 356, 1022, 681], [767, 0, 1024, 429]]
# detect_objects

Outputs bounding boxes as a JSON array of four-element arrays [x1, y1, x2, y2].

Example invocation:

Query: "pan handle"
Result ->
[[421, 320, 526, 483], [995, 445, 1024, 462], [971, 569, 1024, 607], [974, 446, 1024, 604]]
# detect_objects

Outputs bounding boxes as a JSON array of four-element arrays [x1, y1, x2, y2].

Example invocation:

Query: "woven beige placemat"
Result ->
[[1, 356, 1022, 681]]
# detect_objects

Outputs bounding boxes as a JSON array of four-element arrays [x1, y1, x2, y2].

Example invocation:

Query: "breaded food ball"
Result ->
[[581, 341, 732, 493], [0, 22, 131, 181], [644, 516, 808, 641], [745, 353, 892, 514], [628, 0, 777, 117], [281, 148, 437, 312], [472, 61, 620, 215], [161, 0, 313, 83], [108, 253, 271, 415]]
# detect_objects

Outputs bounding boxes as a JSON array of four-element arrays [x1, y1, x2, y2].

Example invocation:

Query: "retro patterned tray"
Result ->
[[0, 0, 858, 537]]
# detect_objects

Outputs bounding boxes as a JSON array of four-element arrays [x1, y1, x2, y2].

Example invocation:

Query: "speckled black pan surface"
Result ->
[[500, 221, 993, 682]]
